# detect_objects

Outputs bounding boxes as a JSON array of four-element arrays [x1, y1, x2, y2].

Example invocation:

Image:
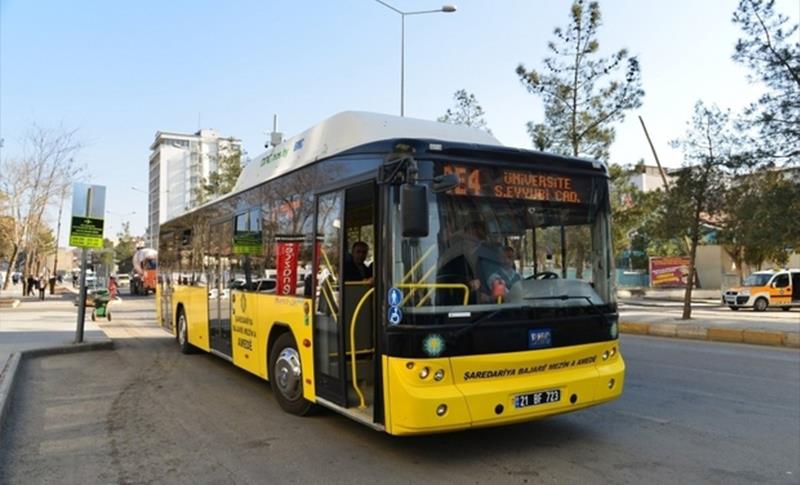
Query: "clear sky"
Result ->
[[2, 0, 798, 242]]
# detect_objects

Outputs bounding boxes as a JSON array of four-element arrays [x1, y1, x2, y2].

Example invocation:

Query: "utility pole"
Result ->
[[51, 184, 69, 285], [639, 116, 671, 192]]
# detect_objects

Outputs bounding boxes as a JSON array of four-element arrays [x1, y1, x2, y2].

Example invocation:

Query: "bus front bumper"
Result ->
[[384, 341, 625, 436]]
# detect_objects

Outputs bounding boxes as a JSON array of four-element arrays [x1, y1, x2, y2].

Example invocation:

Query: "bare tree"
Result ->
[[0, 124, 82, 290]]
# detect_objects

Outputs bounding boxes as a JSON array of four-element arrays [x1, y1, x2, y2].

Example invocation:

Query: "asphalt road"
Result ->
[[1, 297, 798, 484]]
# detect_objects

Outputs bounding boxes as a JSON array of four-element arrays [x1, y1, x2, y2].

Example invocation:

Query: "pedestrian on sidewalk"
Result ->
[[27, 275, 36, 296], [38, 275, 46, 300], [109, 276, 118, 300]]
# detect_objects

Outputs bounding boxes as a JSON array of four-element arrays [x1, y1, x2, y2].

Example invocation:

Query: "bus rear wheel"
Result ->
[[753, 298, 768, 312], [269, 332, 313, 416]]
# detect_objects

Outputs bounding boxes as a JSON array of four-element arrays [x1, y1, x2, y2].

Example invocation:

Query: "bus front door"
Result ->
[[313, 182, 377, 417], [313, 190, 347, 406]]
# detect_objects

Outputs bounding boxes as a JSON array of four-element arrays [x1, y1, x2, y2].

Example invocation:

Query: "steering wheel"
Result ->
[[526, 271, 559, 280]]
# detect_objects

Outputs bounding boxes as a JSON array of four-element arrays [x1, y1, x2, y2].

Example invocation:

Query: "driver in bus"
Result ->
[[483, 246, 522, 302]]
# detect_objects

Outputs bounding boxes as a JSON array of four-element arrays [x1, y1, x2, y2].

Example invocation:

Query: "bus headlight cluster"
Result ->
[[602, 347, 618, 361], [436, 404, 448, 416], [417, 366, 446, 381]]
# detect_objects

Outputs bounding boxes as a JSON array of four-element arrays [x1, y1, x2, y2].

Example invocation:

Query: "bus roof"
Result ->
[[232, 111, 502, 194]]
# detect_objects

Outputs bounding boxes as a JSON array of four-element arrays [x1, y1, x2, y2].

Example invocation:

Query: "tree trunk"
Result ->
[[682, 233, 699, 320], [2, 244, 18, 290]]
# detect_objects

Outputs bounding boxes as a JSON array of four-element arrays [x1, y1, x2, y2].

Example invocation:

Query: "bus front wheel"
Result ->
[[269, 332, 313, 416], [177, 309, 194, 354]]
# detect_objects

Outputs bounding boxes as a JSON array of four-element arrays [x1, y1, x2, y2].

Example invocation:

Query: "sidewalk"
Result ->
[[619, 299, 800, 348], [0, 283, 113, 438]]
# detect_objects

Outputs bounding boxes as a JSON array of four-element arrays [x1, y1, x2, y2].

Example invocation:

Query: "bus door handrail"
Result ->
[[400, 244, 436, 284], [401, 265, 437, 306], [349, 287, 374, 410], [398, 244, 436, 305]]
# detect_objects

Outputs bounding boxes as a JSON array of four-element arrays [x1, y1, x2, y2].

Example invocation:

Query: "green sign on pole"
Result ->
[[69, 183, 106, 249], [69, 217, 105, 248]]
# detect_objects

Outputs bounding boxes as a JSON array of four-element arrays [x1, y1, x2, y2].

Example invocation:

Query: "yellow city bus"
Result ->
[[156, 111, 624, 435]]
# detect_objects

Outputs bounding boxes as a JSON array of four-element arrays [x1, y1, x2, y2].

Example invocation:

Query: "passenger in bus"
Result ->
[[344, 241, 373, 282], [483, 246, 522, 301]]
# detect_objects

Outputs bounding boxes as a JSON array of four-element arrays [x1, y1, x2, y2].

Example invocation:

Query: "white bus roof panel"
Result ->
[[233, 111, 502, 194]]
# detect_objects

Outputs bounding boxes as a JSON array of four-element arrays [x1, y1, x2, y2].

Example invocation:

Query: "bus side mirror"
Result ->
[[432, 173, 460, 193], [401, 184, 429, 238]]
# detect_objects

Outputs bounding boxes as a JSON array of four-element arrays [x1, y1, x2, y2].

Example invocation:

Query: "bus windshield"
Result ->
[[390, 160, 613, 325]]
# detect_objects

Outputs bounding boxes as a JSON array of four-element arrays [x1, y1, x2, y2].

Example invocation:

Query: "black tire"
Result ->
[[728, 306, 739, 311], [269, 332, 314, 416], [782, 307, 791, 312], [177, 308, 194, 354], [753, 298, 768, 312]]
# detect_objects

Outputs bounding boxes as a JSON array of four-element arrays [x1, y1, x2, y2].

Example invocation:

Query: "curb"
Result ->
[[0, 340, 114, 442], [620, 320, 798, 348], [0, 299, 20, 308]]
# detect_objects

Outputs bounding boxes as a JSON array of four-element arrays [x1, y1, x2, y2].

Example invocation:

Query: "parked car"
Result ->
[[722, 269, 800, 311]]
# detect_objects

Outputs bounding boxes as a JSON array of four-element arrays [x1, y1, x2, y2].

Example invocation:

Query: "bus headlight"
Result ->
[[419, 367, 430, 379], [433, 369, 445, 381], [436, 404, 448, 416]]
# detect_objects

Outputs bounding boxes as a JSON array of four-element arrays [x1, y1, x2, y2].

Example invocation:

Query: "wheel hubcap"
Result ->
[[275, 348, 302, 401], [179, 315, 186, 345]]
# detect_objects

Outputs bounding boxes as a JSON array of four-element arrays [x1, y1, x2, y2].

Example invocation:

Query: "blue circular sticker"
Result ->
[[388, 288, 403, 307], [388, 306, 403, 325]]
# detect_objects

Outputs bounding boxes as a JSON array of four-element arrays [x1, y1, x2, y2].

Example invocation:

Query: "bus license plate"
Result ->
[[514, 389, 561, 409]]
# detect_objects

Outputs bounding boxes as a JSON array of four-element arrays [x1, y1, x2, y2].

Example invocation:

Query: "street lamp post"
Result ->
[[374, 1, 457, 116]]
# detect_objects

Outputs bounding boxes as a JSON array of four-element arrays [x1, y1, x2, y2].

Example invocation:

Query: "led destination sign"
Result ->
[[443, 164, 591, 204]]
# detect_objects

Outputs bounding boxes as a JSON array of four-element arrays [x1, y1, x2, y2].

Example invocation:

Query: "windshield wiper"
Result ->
[[524, 295, 610, 325], [453, 295, 611, 338], [453, 309, 504, 338]]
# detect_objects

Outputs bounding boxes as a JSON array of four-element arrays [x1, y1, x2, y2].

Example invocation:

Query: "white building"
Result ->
[[629, 164, 672, 192], [147, 129, 241, 247]]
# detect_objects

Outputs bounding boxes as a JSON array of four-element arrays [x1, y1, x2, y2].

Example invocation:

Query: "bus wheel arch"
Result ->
[[268, 327, 313, 416]]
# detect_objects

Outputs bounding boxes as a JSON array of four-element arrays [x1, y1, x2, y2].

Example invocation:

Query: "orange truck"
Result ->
[[131, 248, 158, 296], [722, 269, 800, 311]]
